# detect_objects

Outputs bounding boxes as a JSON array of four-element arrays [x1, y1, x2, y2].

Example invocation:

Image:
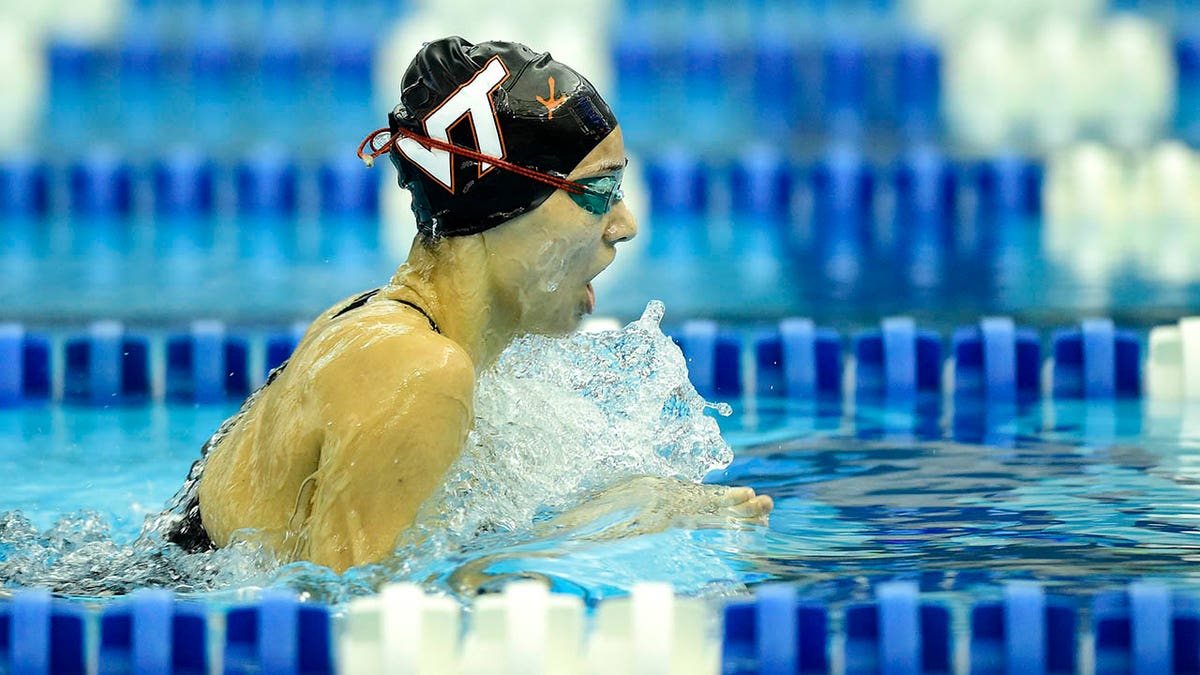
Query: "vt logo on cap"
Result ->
[[368, 37, 618, 237], [394, 56, 510, 193]]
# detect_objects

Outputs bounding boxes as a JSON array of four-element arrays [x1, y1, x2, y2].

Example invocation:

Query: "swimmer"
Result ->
[[157, 37, 772, 573]]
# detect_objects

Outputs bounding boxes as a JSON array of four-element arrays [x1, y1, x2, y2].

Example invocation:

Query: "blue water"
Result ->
[[6, 398, 1200, 604]]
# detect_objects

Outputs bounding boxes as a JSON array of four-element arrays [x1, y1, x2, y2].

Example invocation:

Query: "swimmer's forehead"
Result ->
[[567, 131, 627, 180]]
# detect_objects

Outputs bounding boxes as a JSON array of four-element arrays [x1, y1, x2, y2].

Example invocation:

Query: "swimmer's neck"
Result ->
[[384, 236, 520, 372]]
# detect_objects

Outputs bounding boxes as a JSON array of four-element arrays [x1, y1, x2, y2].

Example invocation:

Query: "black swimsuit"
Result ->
[[160, 289, 439, 553]]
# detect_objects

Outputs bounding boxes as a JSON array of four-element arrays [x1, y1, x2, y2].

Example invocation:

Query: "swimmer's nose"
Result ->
[[603, 201, 637, 245]]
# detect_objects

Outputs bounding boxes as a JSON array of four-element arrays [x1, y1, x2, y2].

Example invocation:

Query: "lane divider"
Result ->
[[14, 315, 1200, 407], [4, 581, 1200, 673]]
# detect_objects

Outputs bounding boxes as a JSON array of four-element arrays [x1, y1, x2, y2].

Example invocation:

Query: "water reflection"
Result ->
[[717, 399, 1200, 601]]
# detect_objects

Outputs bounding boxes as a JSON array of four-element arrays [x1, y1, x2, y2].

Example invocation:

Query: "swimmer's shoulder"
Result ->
[[310, 304, 475, 408]]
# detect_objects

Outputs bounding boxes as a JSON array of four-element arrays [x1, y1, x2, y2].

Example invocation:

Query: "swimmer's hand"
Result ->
[[543, 476, 773, 541]]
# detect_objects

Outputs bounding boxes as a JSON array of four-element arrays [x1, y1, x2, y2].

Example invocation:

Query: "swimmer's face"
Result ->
[[482, 126, 638, 335]]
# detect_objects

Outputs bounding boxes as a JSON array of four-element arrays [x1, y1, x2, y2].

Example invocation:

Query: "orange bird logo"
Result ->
[[536, 77, 568, 119]]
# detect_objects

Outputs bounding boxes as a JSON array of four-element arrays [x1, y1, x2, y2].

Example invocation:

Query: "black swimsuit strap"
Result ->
[[394, 298, 440, 334], [330, 288, 440, 334]]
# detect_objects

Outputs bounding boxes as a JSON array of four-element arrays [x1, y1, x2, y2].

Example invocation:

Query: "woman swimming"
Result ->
[[158, 37, 772, 572]]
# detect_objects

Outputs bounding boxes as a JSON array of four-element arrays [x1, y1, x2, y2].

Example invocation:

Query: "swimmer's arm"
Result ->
[[301, 335, 475, 572]]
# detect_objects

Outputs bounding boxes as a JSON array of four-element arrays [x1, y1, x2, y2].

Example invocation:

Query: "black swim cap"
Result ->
[[386, 37, 618, 237]]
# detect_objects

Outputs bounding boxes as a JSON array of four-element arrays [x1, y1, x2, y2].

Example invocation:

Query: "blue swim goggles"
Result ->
[[359, 127, 627, 216], [568, 160, 626, 215]]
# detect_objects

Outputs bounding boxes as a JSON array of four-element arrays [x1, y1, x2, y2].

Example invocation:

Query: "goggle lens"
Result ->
[[569, 166, 625, 215]]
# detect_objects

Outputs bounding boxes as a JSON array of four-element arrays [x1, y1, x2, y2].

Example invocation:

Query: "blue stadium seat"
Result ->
[[844, 582, 951, 675], [153, 149, 217, 217], [723, 585, 828, 675], [99, 589, 207, 675], [223, 590, 332, 674], [754, 319, 842, 399], [166, 321, 251, 403], [951, 318, 1041, 402], [0, 156, 50, 218], [672, 320, 743, 398], [63, 322, 152, 405], [68, 151, 134, 217], [0, 324, 51, 406], [853, 317, 942, 402], [0, 590, 86, 674], [970, 582, 1076, 675], [1051, 319, 1141, 399]]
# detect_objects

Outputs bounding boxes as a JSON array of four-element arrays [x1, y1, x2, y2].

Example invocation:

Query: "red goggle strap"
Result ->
[[357, 126, 586, 195]]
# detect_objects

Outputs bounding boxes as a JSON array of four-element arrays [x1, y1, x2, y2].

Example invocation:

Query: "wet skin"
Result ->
[[197, 127, 773, 572]]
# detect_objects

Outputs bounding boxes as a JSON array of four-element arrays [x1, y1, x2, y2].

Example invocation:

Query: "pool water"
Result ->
[[5, 394, 1200, 606]]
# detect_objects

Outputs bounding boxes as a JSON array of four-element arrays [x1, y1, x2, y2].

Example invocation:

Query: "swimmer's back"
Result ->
[[194, 287, 475, 570]]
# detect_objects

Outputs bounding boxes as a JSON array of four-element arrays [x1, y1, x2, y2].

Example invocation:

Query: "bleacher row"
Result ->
[[6, 314, 1200, 407], [0, 579, 1194, 674]]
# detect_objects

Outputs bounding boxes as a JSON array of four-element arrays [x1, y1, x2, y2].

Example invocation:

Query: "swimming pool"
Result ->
[[7, 0, 1200, 670]]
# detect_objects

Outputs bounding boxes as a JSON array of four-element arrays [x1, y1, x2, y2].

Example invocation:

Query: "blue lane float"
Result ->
[[265, 322, 308, 377], [970, 582, 1077, 675], [1051, 319, 1142, 399], [822, 38, 868, 138], [807, 147, 875, 269], [0, 156, 50, 218], [722, 584, 828, 675], [152, 149, 218, 217], [844, 581, 952, 675], [754, 319, 842, 400], [99, 589, 207, 675], [1093, 582, 1200, 675], [853, 317, 942, 403], [891, 147, 958, 252], [751, 31, 799, 139], [63, 321, 151, 406], [68, 150, 134, 217], [894, 39, 941, 139], [2, 589, 86, 675], [166, 320, 251, 403], [224, 590, 333, 675], [971, 155, 1042, 223], [645, 150, 708, 217], [318, 154, 380, 217], [234, 151, 299, 217], [672, 320, 743, 398], [0, 324, 51, 407], [951, 318, 1041, 403], [729, 146, 793, 222]]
